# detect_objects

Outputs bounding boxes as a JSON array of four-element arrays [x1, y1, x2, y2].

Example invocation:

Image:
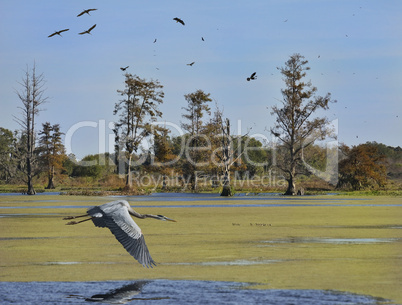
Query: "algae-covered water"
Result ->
[[0, 193, 401, 304]]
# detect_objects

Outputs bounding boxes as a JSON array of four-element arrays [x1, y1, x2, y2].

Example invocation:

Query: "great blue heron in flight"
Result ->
[[63, 200, 176, 268], [79, 24, 96, 35], [77, 8, 98, 17], [48, 29, 69, 37], [247, 72, 257, 81], [173, 17, 185, 25]]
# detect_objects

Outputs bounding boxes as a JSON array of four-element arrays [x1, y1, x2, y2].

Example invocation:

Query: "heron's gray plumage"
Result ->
[[87, 201, 156, 268], [64, 200, 175, 268]]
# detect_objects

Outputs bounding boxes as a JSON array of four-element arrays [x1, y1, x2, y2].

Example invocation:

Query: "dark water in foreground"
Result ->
[[0, 280, 393, 305]]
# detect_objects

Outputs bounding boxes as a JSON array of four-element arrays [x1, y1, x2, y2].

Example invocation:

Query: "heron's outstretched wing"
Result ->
[[88, 204, 156, 268]]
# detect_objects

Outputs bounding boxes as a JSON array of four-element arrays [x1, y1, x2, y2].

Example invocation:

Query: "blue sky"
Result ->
[[1, 0, 401, 159]]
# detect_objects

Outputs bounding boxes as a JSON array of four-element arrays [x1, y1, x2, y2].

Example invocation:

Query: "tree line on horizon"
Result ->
[[0, 123, 400, 194], [1, 55, 400, 195]]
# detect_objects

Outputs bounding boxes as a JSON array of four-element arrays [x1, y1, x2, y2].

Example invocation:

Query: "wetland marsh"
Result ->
[[0, 193, 401, 304]]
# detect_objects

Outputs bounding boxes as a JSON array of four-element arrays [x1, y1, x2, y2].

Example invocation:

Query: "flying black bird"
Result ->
[[201, 37, 204, 41], [77, 8, 97, 17], [120, 66, 129, 71], [173, 17, 185, 25], [48, 29, 69, 38], [79, 24, 96, 35], [247, 72, 257, 81], [187, 62, 195, 66], [153, 38, 157, 43]]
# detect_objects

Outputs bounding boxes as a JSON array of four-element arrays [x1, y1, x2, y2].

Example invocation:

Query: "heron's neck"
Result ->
[[128, 207, 158, 220], [143, 214, 161, 220]]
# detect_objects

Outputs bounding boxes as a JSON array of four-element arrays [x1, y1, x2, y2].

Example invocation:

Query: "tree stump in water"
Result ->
[[220, 185, 233, 196]]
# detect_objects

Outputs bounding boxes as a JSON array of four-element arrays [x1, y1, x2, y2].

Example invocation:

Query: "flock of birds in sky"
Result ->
[[47, 5, 398, 142], [47, 8, 97, 37], [48, 8, 258, 81]]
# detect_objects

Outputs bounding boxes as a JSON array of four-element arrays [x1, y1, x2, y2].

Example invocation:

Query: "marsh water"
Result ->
[[1, 192, 402, 210], [0, 192, 401, 304], [0, 280, 393, 304]]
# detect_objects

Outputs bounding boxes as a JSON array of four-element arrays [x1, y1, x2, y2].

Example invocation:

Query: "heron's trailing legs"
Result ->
[[63, 214, 88, 220], [63, 214, 93, 225], [65, 217, 93, 225]]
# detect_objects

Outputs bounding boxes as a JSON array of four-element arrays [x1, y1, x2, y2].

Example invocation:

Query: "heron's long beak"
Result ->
[[165, 217, 177, 222]]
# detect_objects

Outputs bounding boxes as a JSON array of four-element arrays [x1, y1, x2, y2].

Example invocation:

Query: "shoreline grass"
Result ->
[[0, 195, 401, 303], [1, 176, 401, 197]]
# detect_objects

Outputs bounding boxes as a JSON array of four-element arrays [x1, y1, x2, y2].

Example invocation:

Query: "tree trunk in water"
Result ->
[[221, 185, 232, 196], [26, 112, 35, 195], [46, 177, 55, 189], [27, 161, 36, 194], [26, 143, 35, 195], [46, 166, 55, 189], [27, 178, 36, 195], [191, 174, 197, 192], [46, 180, 55, 189], [220, 169, 232, 196], [284, 177, 296, 195], [162, 175, 167, 191], [284, 153, 296, 195], [125, 154, 133, 189]]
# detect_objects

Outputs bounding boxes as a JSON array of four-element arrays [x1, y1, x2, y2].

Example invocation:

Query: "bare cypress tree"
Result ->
[[212, 108, 250, 196], [14, 64, 47, 195], [271, 54, 335, 195], [218, 117, 233, 196]]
